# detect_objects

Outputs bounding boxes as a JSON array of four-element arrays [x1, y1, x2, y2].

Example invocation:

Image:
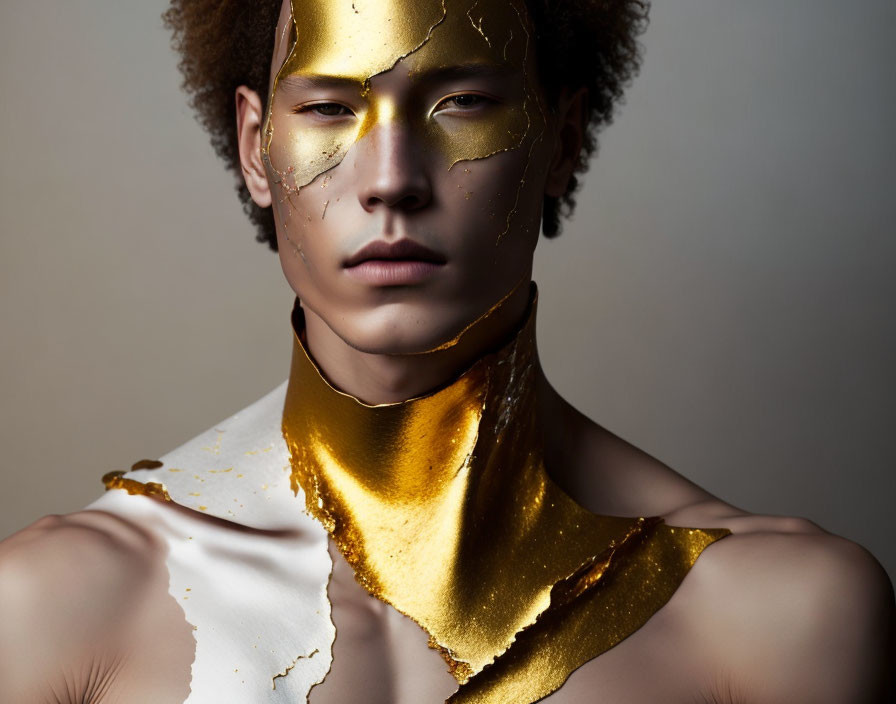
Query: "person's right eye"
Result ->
[[293, 102, 354, 118]]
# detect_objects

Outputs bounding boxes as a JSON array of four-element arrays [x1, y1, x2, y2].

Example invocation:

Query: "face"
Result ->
[[259, 0, 562, 354]]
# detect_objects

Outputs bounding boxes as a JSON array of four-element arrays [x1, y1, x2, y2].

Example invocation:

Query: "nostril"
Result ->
[[362, 185, 430, 212]]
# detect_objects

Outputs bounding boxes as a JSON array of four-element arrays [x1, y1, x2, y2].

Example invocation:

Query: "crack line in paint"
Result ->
[[467, 1, 492, 48], [272, 648, 320, 690], [445, 5, 535, 183], [360, 0, 448, 97], [496, 2, 547, 247]]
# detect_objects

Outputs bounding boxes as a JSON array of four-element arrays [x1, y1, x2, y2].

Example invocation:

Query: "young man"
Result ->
[[1, 0, 893, 702]]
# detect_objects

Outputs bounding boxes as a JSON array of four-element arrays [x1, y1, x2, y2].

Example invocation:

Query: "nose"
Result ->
[[356, 122, 432, 212]]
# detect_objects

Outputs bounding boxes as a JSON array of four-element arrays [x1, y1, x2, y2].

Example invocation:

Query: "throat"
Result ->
[[283, 296, 552, 679]]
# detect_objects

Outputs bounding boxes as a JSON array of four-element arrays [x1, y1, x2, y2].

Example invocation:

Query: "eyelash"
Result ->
[[292, 94, 492, 118], [435, 94, 490, 111], [292, 103, 352, 117]]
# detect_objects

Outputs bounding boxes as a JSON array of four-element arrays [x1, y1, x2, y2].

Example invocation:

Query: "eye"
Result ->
[[434, 93, 492, 113], [293, 102, 353, 118]]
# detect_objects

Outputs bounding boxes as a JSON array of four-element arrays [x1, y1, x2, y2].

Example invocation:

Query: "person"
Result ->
[[1, 0, 893, 702]]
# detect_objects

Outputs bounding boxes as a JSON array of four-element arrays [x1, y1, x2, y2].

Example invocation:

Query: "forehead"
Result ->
[[273, 0, 533, 85]]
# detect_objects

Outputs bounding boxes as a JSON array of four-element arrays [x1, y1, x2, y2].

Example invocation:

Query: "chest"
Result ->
[[309, 558, 716, 704]]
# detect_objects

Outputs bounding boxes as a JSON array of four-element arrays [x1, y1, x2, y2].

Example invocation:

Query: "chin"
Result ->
[[331, 302, 478, 356]]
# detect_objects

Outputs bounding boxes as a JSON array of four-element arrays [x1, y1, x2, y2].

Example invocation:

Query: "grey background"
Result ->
[[1, 1, 894, 584]]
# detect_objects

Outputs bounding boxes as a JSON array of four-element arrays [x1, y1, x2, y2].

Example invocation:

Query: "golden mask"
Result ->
[[262, 0, 547, 240]]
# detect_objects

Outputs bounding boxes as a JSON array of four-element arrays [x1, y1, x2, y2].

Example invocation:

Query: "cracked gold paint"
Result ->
[[102, 470, 171, 502], [262, 0, 545, 230], [282, 287, 730, 703]]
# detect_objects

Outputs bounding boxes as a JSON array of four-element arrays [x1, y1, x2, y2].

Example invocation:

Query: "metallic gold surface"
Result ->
[[262, 0, 546, 241], [282, 288, 730, 702], [102, 470, 171, 502]]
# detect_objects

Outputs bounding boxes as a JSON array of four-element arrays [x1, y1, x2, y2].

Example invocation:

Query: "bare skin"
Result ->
[[0, 511, 195, 703], [2, 388, 891, 703], [1, 0, 893, 701]]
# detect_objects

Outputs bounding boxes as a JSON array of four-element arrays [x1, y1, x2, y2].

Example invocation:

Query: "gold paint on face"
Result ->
[[262, 0, 546, 237], [282, 288, 731, 701]]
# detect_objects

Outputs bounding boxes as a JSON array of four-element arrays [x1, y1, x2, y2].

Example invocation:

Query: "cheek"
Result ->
[[426, 103, 530, 172], [263, 78, 358, 200], [266, 127, 339, 230], [445, 165, 510, 245], [444, 145, 545, 249], [433, 163, 538, 301], [272, 168, 352, 304], [437, 93, 551, 250], [266, 118, 352, 257]]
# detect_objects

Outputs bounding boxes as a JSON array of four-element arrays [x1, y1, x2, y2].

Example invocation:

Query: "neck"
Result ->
[[281, 288, 731, 699], [283, 291, 550, 679], [301, 281, 532, 405]]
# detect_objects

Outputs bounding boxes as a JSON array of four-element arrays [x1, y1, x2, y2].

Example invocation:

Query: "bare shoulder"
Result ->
[[665, 502, 895, 703], [1, 506, 166, 572], [541, 383, 894, 699], [0, 508, 167, 615], [0, 508, 178, 702]]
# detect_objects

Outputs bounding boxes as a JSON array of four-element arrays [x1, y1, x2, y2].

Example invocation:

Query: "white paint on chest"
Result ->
[[88, 383, 335, 702]]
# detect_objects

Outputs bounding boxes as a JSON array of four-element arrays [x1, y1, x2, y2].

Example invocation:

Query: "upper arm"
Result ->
[[761, 536, 894, 703], [698, 530, 895, 703], [0, 511, 167, 702]]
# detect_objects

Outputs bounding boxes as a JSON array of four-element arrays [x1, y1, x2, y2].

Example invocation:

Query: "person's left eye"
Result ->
[[434, 94, 492, 113]]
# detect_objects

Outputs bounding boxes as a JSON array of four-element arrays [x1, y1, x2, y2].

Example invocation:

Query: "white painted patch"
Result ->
[[88, 383, 334, 702]]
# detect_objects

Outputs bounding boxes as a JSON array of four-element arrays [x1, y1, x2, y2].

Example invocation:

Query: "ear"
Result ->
[[235, 86, 273, 208], [544, 87, 587, 199]]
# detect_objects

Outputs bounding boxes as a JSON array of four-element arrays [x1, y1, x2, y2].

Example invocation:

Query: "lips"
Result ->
[[343, 239, 447, 286], [343, 239, 447, 268]]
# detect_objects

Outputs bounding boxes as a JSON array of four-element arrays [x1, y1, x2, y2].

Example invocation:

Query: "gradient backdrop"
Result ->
[[1, 1, 894, 585]]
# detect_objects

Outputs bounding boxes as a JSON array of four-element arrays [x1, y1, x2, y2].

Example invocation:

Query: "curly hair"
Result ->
[[162, 0, 649, 251]]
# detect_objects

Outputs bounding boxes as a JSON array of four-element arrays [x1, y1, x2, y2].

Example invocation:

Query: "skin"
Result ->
[[0, 511, 195, 703], [0, 0, 893, 701]]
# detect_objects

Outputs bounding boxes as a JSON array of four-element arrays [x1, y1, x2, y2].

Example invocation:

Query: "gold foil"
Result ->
[[102, 470, 171, 502], [262, 0, 546, 241], [282, 287, 730, 702]]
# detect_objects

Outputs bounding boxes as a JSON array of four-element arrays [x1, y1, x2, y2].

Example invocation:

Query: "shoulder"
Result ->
[[0, 507, 167, 600], [666, 503, 895, 702], [0, 508, 171, 700]]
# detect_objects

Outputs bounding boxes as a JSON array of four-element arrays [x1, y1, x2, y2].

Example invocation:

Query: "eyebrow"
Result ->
[[277, 73, 361, 92], [409, 62, 518, 83]]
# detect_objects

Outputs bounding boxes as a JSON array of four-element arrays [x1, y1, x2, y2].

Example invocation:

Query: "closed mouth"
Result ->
[[343, 239, 447, 268]]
